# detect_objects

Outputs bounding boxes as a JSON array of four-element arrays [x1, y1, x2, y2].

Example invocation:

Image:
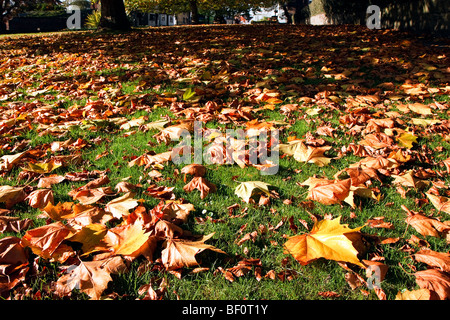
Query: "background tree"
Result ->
[[124, 0, 279, 24], [1, 0, 62, 32]]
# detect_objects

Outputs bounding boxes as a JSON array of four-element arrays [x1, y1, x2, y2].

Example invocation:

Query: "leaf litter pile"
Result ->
[[0, 25, 449, 300]]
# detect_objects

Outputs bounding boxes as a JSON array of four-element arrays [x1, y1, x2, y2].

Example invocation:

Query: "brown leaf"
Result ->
[[415, 269, 450, 300], [161, 233, 225, 270], [115, 181, 139, 193], [405, 210, 450, 238], [0, 186, 27, 208], [37, 175, 66, 188], [72, 187, 115, 205], [21, 222, 73, 259], [0, 236, 29, 295], [0, 216, 33, 233], [104, 192, 139, 219], [26, 189, 54, 209], [306, 179, 351, 205], [145, 185, 175, 200], [181, 164, 206, 180], [183, 177, 216, 199], [414, 249, 450, 273], [55, 259, 113, 300]]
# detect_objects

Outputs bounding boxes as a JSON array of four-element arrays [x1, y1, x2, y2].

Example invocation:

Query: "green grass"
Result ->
[[0, 25, 449, 301]]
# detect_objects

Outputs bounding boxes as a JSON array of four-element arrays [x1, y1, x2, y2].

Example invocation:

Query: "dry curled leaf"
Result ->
[[26, 189, 54, 209], [414, 269, 450, 300]]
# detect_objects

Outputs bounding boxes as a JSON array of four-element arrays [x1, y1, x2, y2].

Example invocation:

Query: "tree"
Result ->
[[125, 0, 279, 25], [99, 0, 131, 30], [1, 0, 62, 32]]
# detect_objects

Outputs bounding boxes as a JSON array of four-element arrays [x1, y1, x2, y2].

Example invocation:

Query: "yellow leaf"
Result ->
[[280, 140, 331, 167], [234, 181, 272, 203], [397, 132, 418, 149], [67, 223, 108, 254], [107, 223, 150, 256], [105, 192, 139, 219], [284, 216, 365, 267], [25, 159, 62, 174]]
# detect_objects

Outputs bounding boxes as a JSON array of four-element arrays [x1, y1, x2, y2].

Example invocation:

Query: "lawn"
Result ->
[[0, 24, 449, 301]]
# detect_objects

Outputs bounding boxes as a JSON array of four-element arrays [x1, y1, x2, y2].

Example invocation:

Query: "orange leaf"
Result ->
[[161, 233, 226, 270], [284, 216, 365, 267]]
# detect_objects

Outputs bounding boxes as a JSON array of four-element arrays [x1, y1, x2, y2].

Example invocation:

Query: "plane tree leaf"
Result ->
[[284, 216, 365, 267]]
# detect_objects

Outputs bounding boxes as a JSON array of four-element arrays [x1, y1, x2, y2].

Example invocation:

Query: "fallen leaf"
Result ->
[[413, 249, 450, 273], [26, 189, 54, 209], [306, 179, 352, 205], [20, 222, 73, 259], [284, 216, 365, 267], [55, 259, 113, 300], [105, 192, 139, 219], [395, 288, 439, 300], [426, 193, 450, 215], [183, 177, 216, 199], [414, 269, 450, 300], [280, 140, 331, 166], [161, 233, 226, 270], [0, 186, 27, 208], [234, 181, 272, 203]]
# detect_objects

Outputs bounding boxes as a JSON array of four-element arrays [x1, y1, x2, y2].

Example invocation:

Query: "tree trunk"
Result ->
[[189, 0, 199, 25], [282, 5, 293, 24], [99, 0, 130, 31]]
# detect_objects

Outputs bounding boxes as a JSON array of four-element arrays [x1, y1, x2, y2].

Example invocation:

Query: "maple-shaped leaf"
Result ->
[[397, 131, 418, 149], [415, 269, 450, 300], [161, 200, 195, 225], [105, 192, 139, 219], [128, 151, 172, 167], [26, 189, 54, 209], [335, 167, 379, 186], [0, 185, 27, 208], [114, 181, 139, 193], [284, 216, 365, 267], [67, 223, 108, 255], [0, 216, 33, 233], [20, 222, 73, 259], [280, 140, 331, 167], [183, 177, 216, 199], [426, 193, 450, 215], [181, 164, 206, 181], [55, 259, 113, 300], [358, 133, 394, 149], [349, 156, 400, 171], [161, 233, 226, 270], [306, 179, 352, 205], [235, 181, 272, 203], [68, 175, 111, 196]]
